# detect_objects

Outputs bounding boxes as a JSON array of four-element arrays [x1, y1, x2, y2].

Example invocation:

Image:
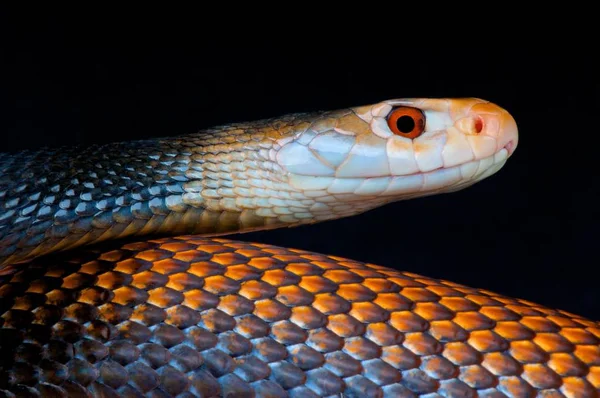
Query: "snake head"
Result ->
[[275, 98, 518, 206]]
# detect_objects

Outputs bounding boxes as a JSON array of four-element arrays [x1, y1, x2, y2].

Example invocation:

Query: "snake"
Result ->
[[0, 97, 598, 398]]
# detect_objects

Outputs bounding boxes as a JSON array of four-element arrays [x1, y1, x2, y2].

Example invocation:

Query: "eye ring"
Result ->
[[387, 106, 426, 139]]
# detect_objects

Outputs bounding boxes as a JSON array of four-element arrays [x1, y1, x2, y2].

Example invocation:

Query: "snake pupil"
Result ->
[[396, 115, 415, 134]]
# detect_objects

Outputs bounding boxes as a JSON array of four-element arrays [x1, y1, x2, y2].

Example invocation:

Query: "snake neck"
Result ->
[[0, 113, 335, 268]]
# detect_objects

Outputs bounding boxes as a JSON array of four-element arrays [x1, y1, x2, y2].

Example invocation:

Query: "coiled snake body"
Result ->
[[0, 98, 598, 397]]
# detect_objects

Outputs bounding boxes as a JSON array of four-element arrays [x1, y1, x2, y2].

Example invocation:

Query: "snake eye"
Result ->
[[387, 106, 426, 139]]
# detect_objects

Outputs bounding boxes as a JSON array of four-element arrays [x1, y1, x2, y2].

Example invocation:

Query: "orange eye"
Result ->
[[386, 106, 426, 139]]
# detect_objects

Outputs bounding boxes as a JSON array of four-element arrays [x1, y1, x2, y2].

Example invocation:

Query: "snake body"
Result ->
[[1, 98, 598, 397]]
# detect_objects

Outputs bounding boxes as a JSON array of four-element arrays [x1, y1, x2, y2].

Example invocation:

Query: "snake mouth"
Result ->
[[503, 140, 516, 156], [287, 148, 508, 198], [383, 147, 509, 196]]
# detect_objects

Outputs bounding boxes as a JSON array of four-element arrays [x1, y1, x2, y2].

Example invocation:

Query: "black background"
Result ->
[[1, 18, 598, 320]]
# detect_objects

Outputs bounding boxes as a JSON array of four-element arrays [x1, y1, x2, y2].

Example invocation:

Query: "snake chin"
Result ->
[[438, 148, 509, 195], [291, 149, 511, 223], [285, 147, 510, 210]]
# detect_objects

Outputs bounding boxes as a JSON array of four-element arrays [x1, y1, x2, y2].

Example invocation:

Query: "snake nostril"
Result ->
[[474, 116, 483, 134]]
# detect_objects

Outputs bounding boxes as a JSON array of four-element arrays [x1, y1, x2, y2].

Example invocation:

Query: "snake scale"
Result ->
[[1, 98, 598, 397]]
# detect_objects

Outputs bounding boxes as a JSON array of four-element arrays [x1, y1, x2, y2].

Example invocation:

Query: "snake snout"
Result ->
[[499, 111, 518, 157], [469, 102, 519, 157]]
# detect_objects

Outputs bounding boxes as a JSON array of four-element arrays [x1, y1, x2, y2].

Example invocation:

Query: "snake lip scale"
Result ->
[[1, 98, 599, 397]]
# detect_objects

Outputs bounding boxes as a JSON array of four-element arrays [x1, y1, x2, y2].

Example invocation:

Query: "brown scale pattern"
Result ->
[[0, 236, 599, 397]]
